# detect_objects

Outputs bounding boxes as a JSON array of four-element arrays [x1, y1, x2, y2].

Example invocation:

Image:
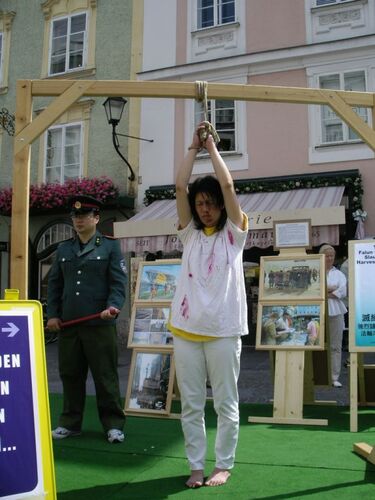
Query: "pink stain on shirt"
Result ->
[[207, 254, 215, 275], [228, 230, 234, 245], [180, 295, 189, 319]]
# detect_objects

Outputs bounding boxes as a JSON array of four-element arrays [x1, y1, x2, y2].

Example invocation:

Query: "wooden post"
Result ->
[[10, 80, 33, 298], [249, 350, 328, 426], [350, 352, 358, 432], [353, 442, 375, 465]]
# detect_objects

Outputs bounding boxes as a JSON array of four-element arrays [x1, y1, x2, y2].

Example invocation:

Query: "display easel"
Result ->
[[348, 239, 375, 462], [249, 221, 328, 426], [124, 259, 181, 420]]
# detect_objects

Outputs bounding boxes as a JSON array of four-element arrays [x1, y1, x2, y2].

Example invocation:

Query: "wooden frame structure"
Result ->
[[11, 79, 375, 298], [125, 258, 179, 419], [249, 247, 328, 426]]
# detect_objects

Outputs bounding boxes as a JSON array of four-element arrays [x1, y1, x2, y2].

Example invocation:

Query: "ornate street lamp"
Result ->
[[103, 97, 153, 182]]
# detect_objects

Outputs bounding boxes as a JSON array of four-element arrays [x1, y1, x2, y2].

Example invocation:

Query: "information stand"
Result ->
[[0, 289, 56, 499], [248, 221, 328, 426], [348, 240, 375, 465], [124, 260, 181, 420]]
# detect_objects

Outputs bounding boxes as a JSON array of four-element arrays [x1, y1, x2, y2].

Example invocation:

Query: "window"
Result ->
[[315, 0, 350, 5], [49, 12, 86, 75], [0, 33, 3, 82], [0, 11, 15, 92], [37, 223, 74, 254], [37, 222, 75, 302], [197, 0, 235, 29], [45, 123, 82, 183], [319, 71, 368, 144], [41, 1, 97, 78], [195, 99, 236, 152]]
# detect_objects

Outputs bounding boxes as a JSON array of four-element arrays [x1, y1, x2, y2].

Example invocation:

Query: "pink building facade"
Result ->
[[131, 0, 375, 248]]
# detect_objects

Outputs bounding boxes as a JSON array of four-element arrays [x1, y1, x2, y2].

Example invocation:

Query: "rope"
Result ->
[[195, 81, 220, 145]]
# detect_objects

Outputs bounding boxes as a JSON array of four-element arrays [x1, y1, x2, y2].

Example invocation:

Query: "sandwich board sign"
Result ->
[[0, 290, 55, 499]]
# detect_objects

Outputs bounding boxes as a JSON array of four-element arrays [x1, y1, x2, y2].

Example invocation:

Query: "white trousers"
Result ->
[[173, 335, 242, 471], [329, 314, 344, 382]]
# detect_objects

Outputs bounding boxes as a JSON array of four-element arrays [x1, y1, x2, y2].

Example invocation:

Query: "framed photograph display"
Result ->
[[130, 256, 144, 307], [256, 302, 324, 350], [273, 219, 312, 250], [259, 254, 324, 301], [135, 260, 182, 302], [128, 304, 173, 348], [125, 350, 175, 414]]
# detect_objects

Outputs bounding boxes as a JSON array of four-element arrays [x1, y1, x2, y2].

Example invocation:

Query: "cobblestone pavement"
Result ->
[[45, 341, 353, 406]]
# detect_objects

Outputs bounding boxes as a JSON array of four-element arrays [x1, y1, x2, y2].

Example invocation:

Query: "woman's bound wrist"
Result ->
[[188, 145, 201, 151]]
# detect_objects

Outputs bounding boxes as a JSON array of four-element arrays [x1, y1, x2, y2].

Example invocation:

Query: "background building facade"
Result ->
[[0, 0, 140, 300], [129, 0, 375, 251]]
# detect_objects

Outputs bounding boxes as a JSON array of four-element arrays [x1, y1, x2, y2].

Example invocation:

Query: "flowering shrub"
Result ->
[[0, 187, 12, 215], [0, 177, 119, 216]]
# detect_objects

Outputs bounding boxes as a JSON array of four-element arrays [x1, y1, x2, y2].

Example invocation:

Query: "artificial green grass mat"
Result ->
[[49, 394, 375, 499]]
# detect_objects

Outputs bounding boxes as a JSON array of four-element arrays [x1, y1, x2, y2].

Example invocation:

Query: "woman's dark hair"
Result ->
[[188, 175, 227, 230]]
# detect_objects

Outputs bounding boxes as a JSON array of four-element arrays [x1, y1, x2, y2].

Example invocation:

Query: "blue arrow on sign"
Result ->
[[1, 322, 20, 337]]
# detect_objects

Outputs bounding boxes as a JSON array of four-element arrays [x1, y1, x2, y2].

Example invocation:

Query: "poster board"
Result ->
[[128, 303, 173, 348], [256, 302, 324, 350], [0, 292, 56, 499], [124, 259, 181, 418], [249, 246, 328, 427], [134, 260, 182, 303], [273, 220, 312, 250], [256, 253, 325, 351], [348, 240, 375, 433], [125, 349, 175, 415], [348, 239, 375, 351]]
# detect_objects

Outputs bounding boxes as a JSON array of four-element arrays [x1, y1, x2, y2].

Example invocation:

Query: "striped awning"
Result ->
[[115, 186, 345, 254]]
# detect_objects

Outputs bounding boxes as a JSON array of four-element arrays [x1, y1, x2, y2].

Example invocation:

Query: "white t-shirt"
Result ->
[[170, 217, 248, 338], [327, 266, 347, 316]]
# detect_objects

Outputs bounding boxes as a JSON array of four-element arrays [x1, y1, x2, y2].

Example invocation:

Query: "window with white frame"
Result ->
[[45, 123, 82, 183], [37, 223, 74, 254], [319, 71, 368, 144], [49, 12, 87, 75], [195, 99, 236, 151], [0, 33, 3, 82], [197, 0, 235, 29], [315, 0, 350, 6]]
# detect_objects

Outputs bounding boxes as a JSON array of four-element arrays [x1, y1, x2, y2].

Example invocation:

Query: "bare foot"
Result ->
[[205, 468, 231, 486], [186, 470, 204, 488]]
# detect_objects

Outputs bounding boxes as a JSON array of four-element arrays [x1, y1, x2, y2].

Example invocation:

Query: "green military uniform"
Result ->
[[47, 229, 127, 433]]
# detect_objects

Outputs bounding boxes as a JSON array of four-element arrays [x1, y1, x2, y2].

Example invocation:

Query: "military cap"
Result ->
[[68, 195, 103, 215]]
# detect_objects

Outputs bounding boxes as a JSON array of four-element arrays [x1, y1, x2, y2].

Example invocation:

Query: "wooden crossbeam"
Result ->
[[320, 90, 375, 152], [353, 442, 375, 465], [14, 80, 95, 155], [10, 79, 375, 298], [29, 79, 374, 107]]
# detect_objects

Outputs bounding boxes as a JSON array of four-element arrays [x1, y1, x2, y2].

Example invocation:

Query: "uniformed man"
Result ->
[[47, 195, 127, 443]]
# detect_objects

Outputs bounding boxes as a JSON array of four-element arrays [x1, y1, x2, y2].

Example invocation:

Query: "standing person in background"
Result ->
[[262, 311, 289, 345], [319, 244, 347, 388], [47, 195, 127, 443], [168, 122, 248, 488]]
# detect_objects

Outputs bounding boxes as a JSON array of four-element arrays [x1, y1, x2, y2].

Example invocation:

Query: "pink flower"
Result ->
[[0, 177, 119, 215]]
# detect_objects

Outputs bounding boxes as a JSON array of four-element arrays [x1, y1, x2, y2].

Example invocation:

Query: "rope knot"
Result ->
[[195, 81, 220, 145]]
